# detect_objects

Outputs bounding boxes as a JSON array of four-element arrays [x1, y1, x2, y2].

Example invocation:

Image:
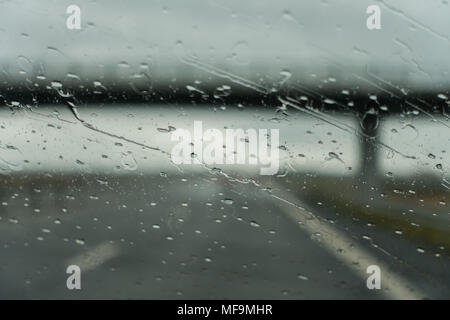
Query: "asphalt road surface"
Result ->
[[0, 172, 448, 299]]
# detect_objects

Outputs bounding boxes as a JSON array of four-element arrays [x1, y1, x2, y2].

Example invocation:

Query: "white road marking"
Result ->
[[66, 241, 120, 272], [270, 186, 426, 300]]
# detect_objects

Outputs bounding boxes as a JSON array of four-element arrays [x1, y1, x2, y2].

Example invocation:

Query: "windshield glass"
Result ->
[[0, 0, 449, 299]]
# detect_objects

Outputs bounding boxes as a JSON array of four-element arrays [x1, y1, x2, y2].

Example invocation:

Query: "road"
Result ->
[[0, 172, 448, 299]]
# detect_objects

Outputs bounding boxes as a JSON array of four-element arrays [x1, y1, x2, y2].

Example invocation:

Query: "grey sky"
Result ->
[[0, 0, 449, 89]]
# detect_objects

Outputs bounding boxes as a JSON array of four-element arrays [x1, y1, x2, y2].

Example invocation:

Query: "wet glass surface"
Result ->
[[0, 1, 449, 299]]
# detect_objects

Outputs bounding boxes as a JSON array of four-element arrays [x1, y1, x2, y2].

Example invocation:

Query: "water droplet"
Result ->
[[221, 199, 234, 205], [121, 152, 138, 171], [50, 81, 63, 89], [297, 274, 309, 281], [250, 221, 260, 228]]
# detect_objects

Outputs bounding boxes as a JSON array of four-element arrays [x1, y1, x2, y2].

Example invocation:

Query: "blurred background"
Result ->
[[0, 0, 449, 299]]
